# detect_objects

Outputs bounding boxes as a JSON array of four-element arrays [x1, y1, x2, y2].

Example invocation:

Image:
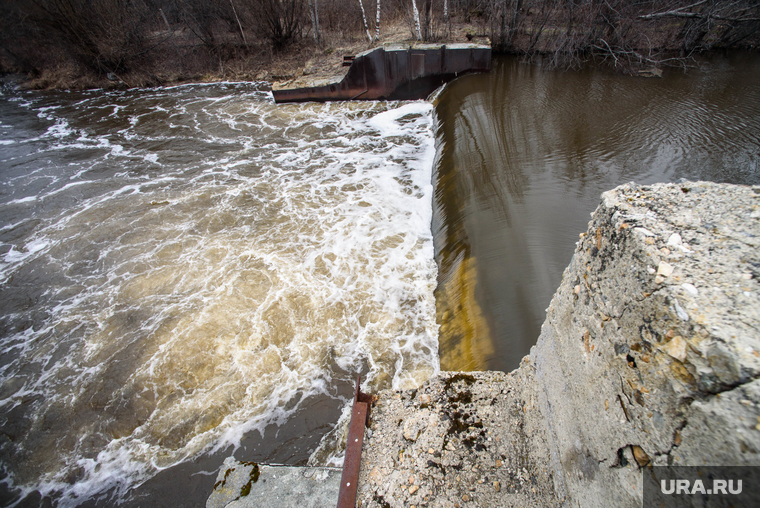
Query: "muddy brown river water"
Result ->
[[0, 51, 758, 506], [0, 83, 438, 506]]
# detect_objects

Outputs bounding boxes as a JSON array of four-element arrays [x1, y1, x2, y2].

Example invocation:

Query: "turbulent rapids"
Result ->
[[0, 82, 439, 505]]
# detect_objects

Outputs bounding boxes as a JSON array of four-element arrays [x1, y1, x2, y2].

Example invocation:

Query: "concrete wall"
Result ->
[[357, 182, 760, 507], [532, 181, 760, 506]]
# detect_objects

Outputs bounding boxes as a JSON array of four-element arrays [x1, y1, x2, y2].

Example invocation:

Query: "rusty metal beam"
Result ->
[[337, 377, 373, 508]]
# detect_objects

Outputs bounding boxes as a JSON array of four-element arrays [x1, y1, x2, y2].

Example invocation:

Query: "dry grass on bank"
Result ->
[[14, 18, 472, 91], [5, 0, 759, 91]]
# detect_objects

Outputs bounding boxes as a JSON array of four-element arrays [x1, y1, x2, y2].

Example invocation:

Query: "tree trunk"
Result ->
[[358, 0, 373, 43], [444, 0, 449, 35], [159, 8, 171, 32], [315, 0, 320, 43], [411, 0, 422, 40], [510, 0, 523, 44], [423, 0, 432, 40], [229, 0, 247, 46], [308, 0, 321, 43]]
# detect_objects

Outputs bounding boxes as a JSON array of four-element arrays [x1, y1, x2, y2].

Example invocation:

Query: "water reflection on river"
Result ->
[[434, 53, 760, 372]]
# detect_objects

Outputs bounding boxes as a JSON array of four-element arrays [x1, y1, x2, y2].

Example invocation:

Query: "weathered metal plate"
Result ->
[[272, 43, 491, 103], [336, 404, 368, 507], [411, 53, 425, 80]]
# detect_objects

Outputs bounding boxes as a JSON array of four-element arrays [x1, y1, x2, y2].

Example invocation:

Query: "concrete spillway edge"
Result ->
[[356, 181, 760, 507], [205, 181, 759, 507]]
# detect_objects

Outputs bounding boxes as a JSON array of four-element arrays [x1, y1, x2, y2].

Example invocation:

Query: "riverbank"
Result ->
[[6, 20, 490, 92], [356, 181, 760, 507], [2, 1, 758, 92]]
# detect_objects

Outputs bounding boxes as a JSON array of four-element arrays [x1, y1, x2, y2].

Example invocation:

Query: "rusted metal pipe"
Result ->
[[337, 377, 374, 508]]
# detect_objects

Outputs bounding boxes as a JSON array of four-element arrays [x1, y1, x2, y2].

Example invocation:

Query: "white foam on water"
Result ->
[[1, 238, 51, 277], [0, 84, 439, 506], [46, 118, 75, 138]]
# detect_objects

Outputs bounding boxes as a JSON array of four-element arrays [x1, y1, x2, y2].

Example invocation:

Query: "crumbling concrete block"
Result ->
[[358, 182, 760, 507]]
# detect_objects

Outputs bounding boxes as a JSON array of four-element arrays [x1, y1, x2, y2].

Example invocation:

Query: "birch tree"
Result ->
[[308, 0, 320, 43], [358, 0, 373, 42], [375, 0, 381, 40], [229, 0, 248, 46], [411, 0, 422, 40], [314, 0, 320, 43], [443, 0, 448, 24]]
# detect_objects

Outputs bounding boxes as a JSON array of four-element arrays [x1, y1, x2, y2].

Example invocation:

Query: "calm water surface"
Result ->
[[433, 53, 760, 372]]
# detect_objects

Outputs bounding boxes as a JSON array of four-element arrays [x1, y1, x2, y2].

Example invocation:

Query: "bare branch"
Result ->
[[640, 0, 709, 20], [639, 0, 760, 22]]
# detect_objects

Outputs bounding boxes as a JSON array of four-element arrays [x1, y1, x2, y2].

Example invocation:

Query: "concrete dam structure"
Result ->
[[207, 182, 760, 507], [355, 182, 760, 508], [272, 43, 491, 103]]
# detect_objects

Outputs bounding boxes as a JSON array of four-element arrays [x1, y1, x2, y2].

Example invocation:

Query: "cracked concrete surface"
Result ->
[[206, 459, 342, 508], [357, 370, 558, 508], [358, 182, 760, 507]]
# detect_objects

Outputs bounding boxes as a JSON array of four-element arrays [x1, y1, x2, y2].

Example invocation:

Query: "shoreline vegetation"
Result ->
[[1, 1, 759, 92]]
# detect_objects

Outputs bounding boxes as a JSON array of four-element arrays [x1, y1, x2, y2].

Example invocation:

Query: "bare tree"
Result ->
[[480, 0, 760, 71], [28, 0, 150, 76], [229, 0, 248, 46], [7, 0, 760, 89], [307, 0, 321, 43], [358, 0, 373, 42], [180, 0, 223, 50], [411, 0, 422, 39], [443, 0, 449, 37], [420, 0, 433, 40], [246, 0, 307, 49]]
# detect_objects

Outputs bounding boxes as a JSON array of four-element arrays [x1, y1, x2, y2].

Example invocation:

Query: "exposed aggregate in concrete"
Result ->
[[357, 368, 558, 508], [205, 182, 759, 507]]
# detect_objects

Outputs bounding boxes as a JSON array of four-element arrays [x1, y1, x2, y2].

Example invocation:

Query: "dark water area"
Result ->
[[433, 52, 760, 373]]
